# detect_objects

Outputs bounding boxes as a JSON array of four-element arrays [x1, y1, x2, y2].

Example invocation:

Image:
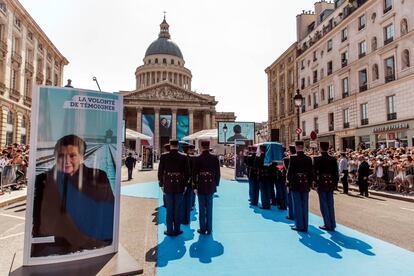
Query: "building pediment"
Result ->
[[122, 83, 216, 104]]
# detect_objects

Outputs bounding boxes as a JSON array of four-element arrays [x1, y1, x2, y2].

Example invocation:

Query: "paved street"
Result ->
[[1, 165, 413, 275]]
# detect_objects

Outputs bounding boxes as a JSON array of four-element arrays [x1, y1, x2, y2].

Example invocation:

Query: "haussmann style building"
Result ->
[[121, 17, 235, 156], [0, 0, 68, 146], [268, 0, 414, 150]]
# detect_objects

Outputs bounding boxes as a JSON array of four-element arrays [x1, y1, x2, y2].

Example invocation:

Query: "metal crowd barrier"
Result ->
[[0, 164, 27, 192]]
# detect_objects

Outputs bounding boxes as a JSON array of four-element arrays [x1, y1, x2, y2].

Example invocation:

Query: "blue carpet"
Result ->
[[121, 182, 160, 199], [156, 179, 414, 276]]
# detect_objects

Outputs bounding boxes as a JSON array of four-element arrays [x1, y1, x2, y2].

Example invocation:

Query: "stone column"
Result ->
[[204, 111, 211, 129], [211, 112, 216, 129], [154, 108, 160, 156], [189, 109, 194, 134], [171, 108, 177, 139], [136, 107, 142, 133]]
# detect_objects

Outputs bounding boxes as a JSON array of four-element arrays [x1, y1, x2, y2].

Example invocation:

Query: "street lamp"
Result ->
[[223, 124, 228, 155], [294, 89, 304, 140], [92, 76, 101, 91]]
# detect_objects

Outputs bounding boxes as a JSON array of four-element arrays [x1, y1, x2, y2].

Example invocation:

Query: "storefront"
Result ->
[[355, 120, 414, 149], [318, 134, 336, 149]]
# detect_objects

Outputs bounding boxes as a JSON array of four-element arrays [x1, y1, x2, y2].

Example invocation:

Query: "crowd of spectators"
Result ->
[[301, 146, 414, 194], [0, 144, 29, 190]]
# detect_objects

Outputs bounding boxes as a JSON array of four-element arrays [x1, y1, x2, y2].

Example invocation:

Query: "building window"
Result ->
[[343, 109, 350, 128], [361, 103, 369, 125], [327, 61, 333, 75], [11, 69, 18, 90], [327, 39, 333, 52], [301, 78, 305, 89], [301, 60, 305, 70], [171, 59, 174, 65], [302, 121, 306, 136], [24, 78, 31, 97], [14, 16, 21, 29], [341, 51, 348, 67], [359, 41, 367, 58], [387, 95, 397, 120], [27, 31, 33, 41], [301, 98, 306, 113], [0, 2, 6, 13], [372, 64, 379, 80], [385, 56, 395, 82], [402, 49, 410, 69], [328, 113, 334, 131], [313, 92, 318, 108], [313, 70, 318, 83], [384, 0, 393, 14], [308, 95, 311, 107], [342, 77, 349, 98], [155, 58, 158, 64], [6, 111, 13, 145], [162, 58, 167, 64], [320, 68, 324, 79], [328, 84, 334, 103], [314, 117, 319, 133], [341, 28, 348, 42], [371, 36, 377, 51], [401, 19, 408, 36], [359, 69, 368, 92], [358, 14, 366, 31], [384, 24, 394, 45], [321, 89, 325, 101], [313, 51, 317, 61]]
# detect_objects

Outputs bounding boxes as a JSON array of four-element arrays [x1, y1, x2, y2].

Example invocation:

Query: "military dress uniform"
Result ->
[[193, 141, 220, 235], [273, 163, 287, 210], [181, 144, 195, 225], [257, 146, 271, 209], [284, 146, 296, 220], [247, 146, 259, 206], [287, 141, 313, 232], [313, 142, 339, 231], [158, 140, 189, 236]]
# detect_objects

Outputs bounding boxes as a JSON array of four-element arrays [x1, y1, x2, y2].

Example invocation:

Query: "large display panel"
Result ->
[[217, 121, 255, 144], [24, 86, 123, 265]]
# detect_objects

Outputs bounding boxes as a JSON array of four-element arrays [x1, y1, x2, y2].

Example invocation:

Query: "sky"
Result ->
[[20, 0, 314, 122]]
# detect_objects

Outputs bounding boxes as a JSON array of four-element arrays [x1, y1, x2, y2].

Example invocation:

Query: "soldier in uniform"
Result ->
[[193, 140, 220, 235], [284, 145, 296, 220], [189, 145, 197, 208], [247, 145, 259, 206], [287, 141, 313, 232], [274, 162, 287, 210], [358, 155, 370, 197], [158, 139, 189, 236], [181, 144, 195, 225], [257, 145, 271, 209], [313, 142, 339, 231]]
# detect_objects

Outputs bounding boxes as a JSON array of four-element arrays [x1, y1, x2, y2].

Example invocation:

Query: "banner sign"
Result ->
[[177, 115, 189, 141], [159, 114, 172, 138], [142, 114, 154, 146], [24, 86, 123, 265], [217, 121, 255, 144]]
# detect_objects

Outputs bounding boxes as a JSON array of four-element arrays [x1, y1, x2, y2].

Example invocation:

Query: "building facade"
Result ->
[[0, 0, 68, 145], [122, 17, 234, 155], [265, 43, 297, 146], [296, 0, 414, 150]]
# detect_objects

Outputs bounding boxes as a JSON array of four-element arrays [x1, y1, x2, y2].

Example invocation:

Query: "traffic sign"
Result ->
[[296, 128, 302, 135], [310, 130, 318, 141]]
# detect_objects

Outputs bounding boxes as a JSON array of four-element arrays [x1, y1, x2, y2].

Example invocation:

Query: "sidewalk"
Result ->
[[0, 187, 27, 208], [337, 183, 414, 203]]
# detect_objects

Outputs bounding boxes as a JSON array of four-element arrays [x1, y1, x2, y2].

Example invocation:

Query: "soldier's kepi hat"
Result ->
[[295, 141, 304, 147], [289, 145, 296, 154], [200, 140, 210, 148], [169, 139, 179, 146], [319, 141, 329, 151]]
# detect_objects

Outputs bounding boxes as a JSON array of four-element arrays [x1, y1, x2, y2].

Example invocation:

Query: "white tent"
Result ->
[[182, 129, 217, 141], [125, 128, 152, 154], [126, 128, 152, 140], [182, 129, 227, 154]]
